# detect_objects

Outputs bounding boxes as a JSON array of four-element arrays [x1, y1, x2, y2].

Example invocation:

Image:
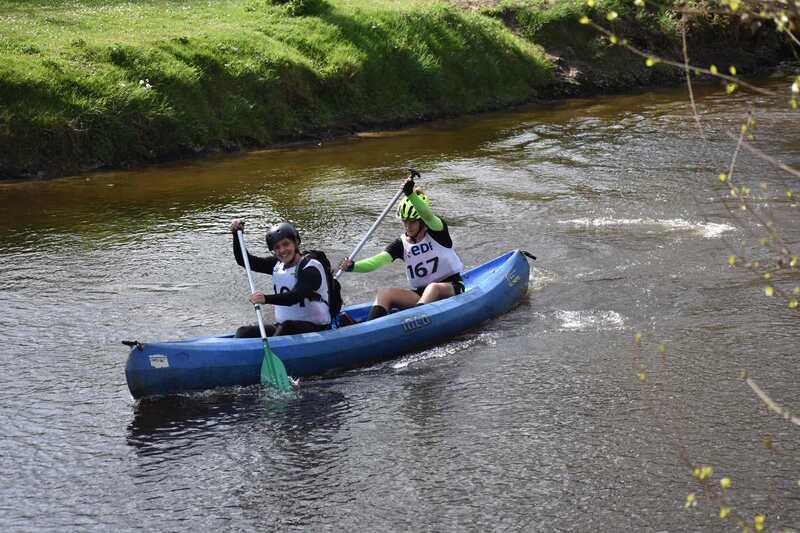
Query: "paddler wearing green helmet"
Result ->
[[339, 172, 464, 322]]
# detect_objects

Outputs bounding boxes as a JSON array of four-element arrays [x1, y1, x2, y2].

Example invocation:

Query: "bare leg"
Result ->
[[418, 282, 456, 305], [366, 288, 421, 321], [375, 287, 421, 311]]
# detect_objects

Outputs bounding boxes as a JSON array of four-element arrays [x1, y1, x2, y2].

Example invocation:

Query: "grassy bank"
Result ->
[[0, 0, 789, 178], [0, 0, 552, 178]]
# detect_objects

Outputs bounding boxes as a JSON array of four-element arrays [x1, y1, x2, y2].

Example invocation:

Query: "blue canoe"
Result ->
[[125, 250, 532, 399]]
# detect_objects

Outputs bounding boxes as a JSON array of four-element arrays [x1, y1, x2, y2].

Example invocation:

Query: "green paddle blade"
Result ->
[[259, 340, 293, 391]]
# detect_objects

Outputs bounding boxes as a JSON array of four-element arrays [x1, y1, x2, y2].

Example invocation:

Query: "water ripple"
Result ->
[[2, 77, 800, 531]]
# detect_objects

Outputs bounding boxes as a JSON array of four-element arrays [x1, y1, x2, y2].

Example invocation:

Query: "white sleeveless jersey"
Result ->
[[272, 258, 331, 325], [401, 232, 463, 289]]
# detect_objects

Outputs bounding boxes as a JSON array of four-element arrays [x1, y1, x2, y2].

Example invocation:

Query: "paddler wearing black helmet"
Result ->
[[339, 171, 465, 321], [229, 219, 332, 337]]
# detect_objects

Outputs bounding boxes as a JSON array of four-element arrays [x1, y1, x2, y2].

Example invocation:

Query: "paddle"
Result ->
[[236, 230, 294, 392], [334, 168, 419, 279]]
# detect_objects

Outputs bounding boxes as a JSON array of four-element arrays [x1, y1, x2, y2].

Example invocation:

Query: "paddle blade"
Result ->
[[259, 340, 293, 392]]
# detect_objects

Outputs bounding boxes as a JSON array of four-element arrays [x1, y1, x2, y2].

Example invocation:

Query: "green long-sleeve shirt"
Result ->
[[351, 192, 451, 273], [407, 191, 443, 232]]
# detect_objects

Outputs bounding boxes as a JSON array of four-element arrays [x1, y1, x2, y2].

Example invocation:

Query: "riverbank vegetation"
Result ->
[[0, 0, 551, 178], [0, 0, 792, 178], [482, 0, 791, 94]]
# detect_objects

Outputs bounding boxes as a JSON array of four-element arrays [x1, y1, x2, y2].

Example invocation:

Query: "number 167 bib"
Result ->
[[401, 233, 463, 289]]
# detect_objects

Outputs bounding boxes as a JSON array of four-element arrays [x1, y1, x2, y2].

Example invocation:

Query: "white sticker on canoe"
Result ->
[[149, 355, 170, 368]]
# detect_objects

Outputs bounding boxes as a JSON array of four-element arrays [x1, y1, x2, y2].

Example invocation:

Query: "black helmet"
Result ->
[[266, 222, 301, 251]]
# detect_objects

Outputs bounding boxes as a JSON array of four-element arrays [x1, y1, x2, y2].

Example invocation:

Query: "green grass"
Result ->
[[0, 0, 553, 177], [0, 0, 785, 178]]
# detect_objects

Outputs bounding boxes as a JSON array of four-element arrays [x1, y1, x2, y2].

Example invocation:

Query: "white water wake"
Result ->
[[391, 332, 499, 370], [559, 217, 734, 238], [555, 310, 626, 332]]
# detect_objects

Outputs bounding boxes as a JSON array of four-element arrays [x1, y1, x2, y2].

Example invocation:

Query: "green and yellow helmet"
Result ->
[[397, 193, 429, 220]]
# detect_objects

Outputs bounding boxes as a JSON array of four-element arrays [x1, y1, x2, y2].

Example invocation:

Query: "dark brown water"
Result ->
[[1, 78, 798, 531]]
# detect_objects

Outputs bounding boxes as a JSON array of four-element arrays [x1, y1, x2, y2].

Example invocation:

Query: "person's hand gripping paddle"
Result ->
[[236, 230, 295, 392], [334, 168, 420, 279]]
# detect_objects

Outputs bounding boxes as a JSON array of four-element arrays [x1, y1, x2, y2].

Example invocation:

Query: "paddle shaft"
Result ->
[[334, 186, 405, 280], [236, 230, 268, 339]]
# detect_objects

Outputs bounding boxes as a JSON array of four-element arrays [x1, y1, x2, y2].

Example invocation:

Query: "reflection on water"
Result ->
[[1, 77, 799, 530], [127, 386, 350, 460], [126, 389, 266, 454]]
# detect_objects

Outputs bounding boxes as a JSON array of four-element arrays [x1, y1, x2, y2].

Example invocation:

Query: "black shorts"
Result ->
[[413, 273, 465, 297], [235, 320, 329, 338]]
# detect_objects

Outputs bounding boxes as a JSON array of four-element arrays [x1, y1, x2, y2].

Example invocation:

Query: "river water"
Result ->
[[1, 77, 798, 531]]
